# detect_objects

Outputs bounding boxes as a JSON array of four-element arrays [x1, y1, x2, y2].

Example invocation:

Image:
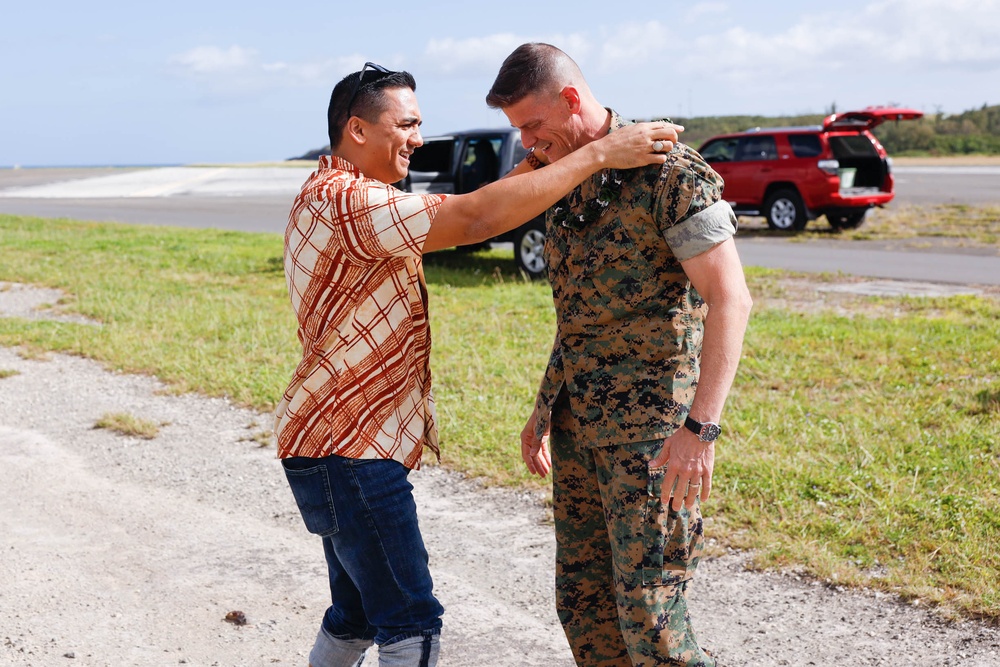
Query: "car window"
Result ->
[[700, 138, 739, 163], [409, 139, 454, 173], [828, 135, 878, 159], [788, 134, 822, 158], [459, 138, 501, 193], [736, 135, 778, 161]]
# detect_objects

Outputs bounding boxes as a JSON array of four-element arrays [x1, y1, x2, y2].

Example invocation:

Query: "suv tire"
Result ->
[[764, 188, 808, 231], [828, 210, 867, 230], [513, 218, 547, 280]]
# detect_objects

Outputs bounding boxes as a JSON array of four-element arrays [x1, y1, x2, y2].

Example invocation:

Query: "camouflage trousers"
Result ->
[[551, 411, 716, 666]]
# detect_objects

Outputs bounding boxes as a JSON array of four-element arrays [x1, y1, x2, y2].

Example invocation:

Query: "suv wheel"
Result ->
[[828, 210, 867, 230], [764, 189, 807, 231], [513, 219, 547, 280]]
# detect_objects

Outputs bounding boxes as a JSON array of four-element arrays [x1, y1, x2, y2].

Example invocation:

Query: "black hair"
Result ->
[[327, 68, 416, 150]]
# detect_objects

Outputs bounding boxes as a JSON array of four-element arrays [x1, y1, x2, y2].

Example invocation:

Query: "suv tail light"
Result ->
[[817, 159, 839, 175]]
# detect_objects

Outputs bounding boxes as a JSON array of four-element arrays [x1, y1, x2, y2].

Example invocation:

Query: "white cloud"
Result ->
[[168, 45, 363, 96], [163, 3, 1000, 113], [169, 45, 256, 74], [593, 21, 676, 70], [684, 2, 729, 22], [681, 0, 1000, 96], [863, 0, 1000, 67], [422, 33, 527, 74], [420, 32, 595, 76]]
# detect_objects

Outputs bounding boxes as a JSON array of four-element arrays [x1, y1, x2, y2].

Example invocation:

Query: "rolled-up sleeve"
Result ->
[[663, 199, 738, 261], [653, 145, 737, 261]]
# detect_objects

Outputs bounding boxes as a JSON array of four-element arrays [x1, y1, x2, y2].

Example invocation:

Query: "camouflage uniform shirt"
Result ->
[[534, 110, 737, 445]]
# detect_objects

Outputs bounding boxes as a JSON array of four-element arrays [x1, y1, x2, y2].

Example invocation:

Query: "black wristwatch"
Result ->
[[684, 416, 722, 442]]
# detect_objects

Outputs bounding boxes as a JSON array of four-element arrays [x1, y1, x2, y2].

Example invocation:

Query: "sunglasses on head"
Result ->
[[346, 62, 394, 117]]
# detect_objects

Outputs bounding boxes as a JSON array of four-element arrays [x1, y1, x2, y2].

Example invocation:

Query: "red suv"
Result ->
[[697, 107, 923, 231]]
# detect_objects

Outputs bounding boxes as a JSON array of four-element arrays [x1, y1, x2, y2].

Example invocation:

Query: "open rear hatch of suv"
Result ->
[[823, 107, 924, 195], [822, 107, 924, 131]]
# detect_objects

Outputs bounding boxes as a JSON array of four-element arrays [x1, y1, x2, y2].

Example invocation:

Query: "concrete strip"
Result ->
[[127, 167, 232, 197], [0, 166, 314, 199], [815, 280, 983, 297]]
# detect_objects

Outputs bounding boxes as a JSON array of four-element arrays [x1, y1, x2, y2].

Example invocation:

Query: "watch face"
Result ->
[[701, 423, 722, 441]]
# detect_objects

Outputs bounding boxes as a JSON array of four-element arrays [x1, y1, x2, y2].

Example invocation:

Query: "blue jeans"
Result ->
[[282, 455, 443, 666]]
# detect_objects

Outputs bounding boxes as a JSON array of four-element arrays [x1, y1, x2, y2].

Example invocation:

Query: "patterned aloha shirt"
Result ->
[[275, 155, 446, 468], [534, 110, 738, 446]]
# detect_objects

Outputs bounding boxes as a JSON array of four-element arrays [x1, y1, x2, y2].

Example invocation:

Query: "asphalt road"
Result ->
[[1, 165, 998, 285], [893, 165, 1000, 206]]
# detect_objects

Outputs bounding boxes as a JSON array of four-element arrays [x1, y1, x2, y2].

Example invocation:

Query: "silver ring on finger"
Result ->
[[652, 140, 665, 152]]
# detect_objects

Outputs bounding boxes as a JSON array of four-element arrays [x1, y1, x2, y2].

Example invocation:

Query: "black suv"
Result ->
[[402, 128, 546, 278]]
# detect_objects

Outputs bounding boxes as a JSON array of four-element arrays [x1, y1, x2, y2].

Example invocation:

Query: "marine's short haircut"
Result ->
[[486, 43, 566, 109]]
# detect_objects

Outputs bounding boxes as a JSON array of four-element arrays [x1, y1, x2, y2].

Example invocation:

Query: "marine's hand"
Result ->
[[521, 410, 552, 478], [649, 427, 714, 511], [593, 121, 684, 169]]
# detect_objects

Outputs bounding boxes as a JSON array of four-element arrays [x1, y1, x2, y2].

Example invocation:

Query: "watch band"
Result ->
[[524, 148, 545, 170], [684, 416, 722, 442]]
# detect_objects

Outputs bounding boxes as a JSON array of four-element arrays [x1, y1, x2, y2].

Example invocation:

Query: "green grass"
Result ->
[[722, 304, 1000, 619], [0, 215, 296, 407], [1, 212, 998, 622]]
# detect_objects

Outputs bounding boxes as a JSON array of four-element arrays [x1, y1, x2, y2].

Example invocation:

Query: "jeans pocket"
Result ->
[[282, 459, 339, 537], [642, 467, 703, 587]]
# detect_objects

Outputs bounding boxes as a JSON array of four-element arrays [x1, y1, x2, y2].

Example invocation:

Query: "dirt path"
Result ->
[[1, 285, 998, 666]]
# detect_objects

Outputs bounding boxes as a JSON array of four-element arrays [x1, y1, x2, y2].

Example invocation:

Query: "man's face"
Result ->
[[362, 87, 423, 183], [502, 91, 581, 163]]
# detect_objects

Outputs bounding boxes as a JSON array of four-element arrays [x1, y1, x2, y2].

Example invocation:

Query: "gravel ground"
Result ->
[[1, 282, 999, 667]]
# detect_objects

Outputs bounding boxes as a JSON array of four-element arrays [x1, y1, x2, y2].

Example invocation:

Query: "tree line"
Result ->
[[656, 104, 1000, 156]]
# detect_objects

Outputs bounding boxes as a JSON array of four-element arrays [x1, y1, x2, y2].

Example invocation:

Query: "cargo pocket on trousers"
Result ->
[[282, 460, 339, 537], [642, 466, 702, 587]]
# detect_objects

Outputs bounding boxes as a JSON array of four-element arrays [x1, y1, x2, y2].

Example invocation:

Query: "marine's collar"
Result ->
[[550, 109, 628, 231]]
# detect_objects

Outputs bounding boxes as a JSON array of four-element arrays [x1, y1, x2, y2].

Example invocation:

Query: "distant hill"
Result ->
[[287, 146, 330, 161], [289, 104, 1000, 160]]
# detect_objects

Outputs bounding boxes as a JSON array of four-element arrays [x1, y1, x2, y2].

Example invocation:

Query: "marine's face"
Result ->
[[502, 91, 582, 163]]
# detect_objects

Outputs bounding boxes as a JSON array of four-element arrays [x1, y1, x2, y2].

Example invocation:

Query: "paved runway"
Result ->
[[2, 165, 998, 285], [0, 166, 311, 199], [0, 166, 307, 233]]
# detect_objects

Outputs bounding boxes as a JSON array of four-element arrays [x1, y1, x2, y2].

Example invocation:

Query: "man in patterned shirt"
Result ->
[[276, 61, 681, 667], [487, 44, 754, 666]]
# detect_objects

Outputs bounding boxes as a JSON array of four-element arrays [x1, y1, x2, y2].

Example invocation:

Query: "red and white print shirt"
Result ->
[[274, 156, 446, 468]]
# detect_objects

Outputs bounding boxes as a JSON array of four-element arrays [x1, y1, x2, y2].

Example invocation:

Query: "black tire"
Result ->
[[512, 219, 547, 280], [828, 210, 867, 230], [764, 188, 807, 231]]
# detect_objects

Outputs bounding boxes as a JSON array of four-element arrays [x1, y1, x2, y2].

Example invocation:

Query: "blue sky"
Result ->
[[2, 0, 998, 166]]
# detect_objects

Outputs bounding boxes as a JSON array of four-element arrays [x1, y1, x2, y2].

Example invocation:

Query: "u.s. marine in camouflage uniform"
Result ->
[[487, 44, 753, 666]]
